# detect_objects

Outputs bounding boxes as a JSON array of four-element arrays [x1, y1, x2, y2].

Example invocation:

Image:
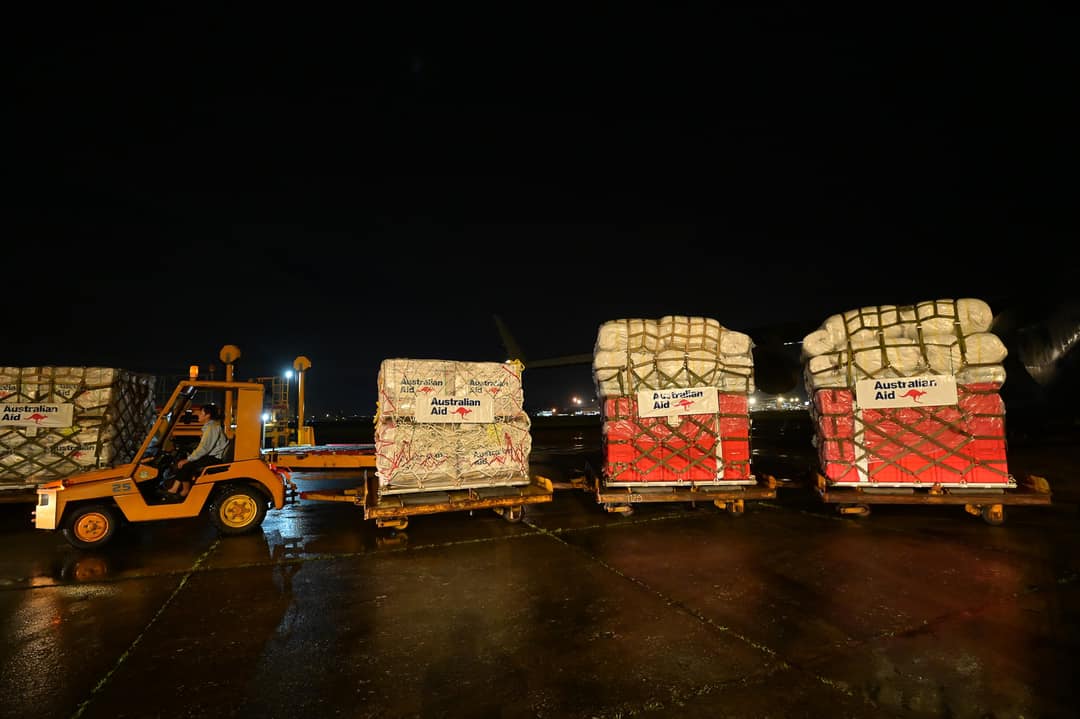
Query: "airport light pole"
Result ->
[[284, 369, 294, 445]]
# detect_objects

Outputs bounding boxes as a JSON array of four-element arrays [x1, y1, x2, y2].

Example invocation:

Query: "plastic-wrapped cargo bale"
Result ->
[[374, 358, 531, 494], [375, 418, 532, 494], [594, 317, 662, 353], [594, 320, 754, 397], [800, 298, 1012, 488], [811, 298, 994, 351], [803, 332, 1008, 389], [592, 316, 756, 486], [376, 358, 525, 419], [0, 367, 157, 490]]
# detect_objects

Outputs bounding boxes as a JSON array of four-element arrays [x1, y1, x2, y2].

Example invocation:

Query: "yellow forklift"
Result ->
[[33, 347, 295, 549]]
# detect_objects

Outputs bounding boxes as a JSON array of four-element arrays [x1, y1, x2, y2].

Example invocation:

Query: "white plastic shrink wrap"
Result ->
[[0, 367, 156, 488], [593, 316, 755, 397], [374, 358, 531, 494]]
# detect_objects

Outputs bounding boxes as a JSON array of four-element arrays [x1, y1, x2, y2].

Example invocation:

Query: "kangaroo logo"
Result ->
[[26, 413, 49, 424], [418, 386, 435, 395], [900, 389, 928, 403], [453, 407, 472, 420], [675, 399, 694, 411]]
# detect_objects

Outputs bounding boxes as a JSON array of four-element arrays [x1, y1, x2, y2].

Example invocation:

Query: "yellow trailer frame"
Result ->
[[814, 473, 1052, 525], [582, 474, 779, 516], [300, 474, 554, 530]]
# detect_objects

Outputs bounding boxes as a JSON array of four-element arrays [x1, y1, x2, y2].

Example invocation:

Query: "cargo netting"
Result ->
[[0, 367, 157, 487], [593, 316, 756, 486], [801, 298, 1012, 487]]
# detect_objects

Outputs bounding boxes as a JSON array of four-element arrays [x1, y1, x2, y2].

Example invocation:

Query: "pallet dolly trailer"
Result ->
[[573, 473, 779, 516], [815, 473, 1052, 525], [299, 472, 554, 530], [265, 444, 553, 529]]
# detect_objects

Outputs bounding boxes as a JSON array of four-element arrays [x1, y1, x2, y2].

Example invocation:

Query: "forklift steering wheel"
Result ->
[[151, 450, 177, 471]]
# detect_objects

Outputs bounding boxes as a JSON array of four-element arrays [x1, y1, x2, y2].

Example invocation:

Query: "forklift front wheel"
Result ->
[[62, 504, 120, 550]]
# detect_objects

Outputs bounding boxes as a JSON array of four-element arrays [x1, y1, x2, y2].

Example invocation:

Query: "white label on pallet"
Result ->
[[854, 375, 958, 408], [416, 395, 494, 423], [0, 403, 75, 427], [636, 387, 719, 417]]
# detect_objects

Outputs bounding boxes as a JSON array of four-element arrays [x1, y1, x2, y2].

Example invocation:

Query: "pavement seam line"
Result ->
[[526, 520, 882, 710], [68, 539, 220, 719]]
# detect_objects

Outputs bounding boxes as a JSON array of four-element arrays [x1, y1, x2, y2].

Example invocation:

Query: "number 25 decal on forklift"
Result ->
[[112, 482, 132, 493]]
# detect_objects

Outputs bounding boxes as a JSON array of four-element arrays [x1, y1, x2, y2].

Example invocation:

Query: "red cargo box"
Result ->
[[602, 394, 752, 484], [814, 383, 1010, 487]]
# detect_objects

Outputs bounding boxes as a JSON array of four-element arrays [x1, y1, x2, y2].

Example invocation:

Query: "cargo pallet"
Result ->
[[814, 473, 1052, 525], [299, 474, 554, 530], [263, 443, 377, 470], [571, 474, 779, 516]]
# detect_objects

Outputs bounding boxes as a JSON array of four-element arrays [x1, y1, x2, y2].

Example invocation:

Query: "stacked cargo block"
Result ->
[[374, 358, 531, 495], [801, 298, 1012, 488], [592, 316, 756, 486], [0, 367, 157, 489]]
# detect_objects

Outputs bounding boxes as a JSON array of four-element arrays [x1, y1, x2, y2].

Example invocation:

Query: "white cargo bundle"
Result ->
[[800, 298, 1007, 390], [593, 316, 755, 396], [802, 298, 995, 356], [374, 417, 532, 494], [377, 358, 525, 419], [374, 358, 531, 494], [0, 367, 156, 489], [804, 332, 1007, 388]]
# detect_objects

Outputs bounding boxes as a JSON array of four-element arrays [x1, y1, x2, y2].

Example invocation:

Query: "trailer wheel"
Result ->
[[209, 485, 268, 536], [62, 504, 119, 550], [838, 504, 871, 518], [502, 505, 525, 523], [980, 504, 1006, 526]]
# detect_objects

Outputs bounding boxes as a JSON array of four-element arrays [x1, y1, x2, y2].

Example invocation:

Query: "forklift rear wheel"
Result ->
[[209, 485, 268, 536], [62, 504, 119, 550]]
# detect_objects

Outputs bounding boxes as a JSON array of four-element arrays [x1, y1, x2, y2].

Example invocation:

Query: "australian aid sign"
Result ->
[[416, 395, 495, 423], [637, 387, 719, 417], [0, 403, 75, 427], [854, 375, 958, 409]]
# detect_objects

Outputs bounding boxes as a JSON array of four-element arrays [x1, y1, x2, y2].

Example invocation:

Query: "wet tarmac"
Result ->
[[1, 439, 1079, 719]]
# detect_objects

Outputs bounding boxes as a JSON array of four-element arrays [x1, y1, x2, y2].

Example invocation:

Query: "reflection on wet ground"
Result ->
[[1, 414, 1078, 719]]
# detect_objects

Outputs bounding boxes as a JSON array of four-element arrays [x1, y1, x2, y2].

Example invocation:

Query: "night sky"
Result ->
[[7, 6, 1077, 416]]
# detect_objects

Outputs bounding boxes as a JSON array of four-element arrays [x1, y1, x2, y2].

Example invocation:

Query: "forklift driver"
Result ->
[[158, 404, 229, 500]]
